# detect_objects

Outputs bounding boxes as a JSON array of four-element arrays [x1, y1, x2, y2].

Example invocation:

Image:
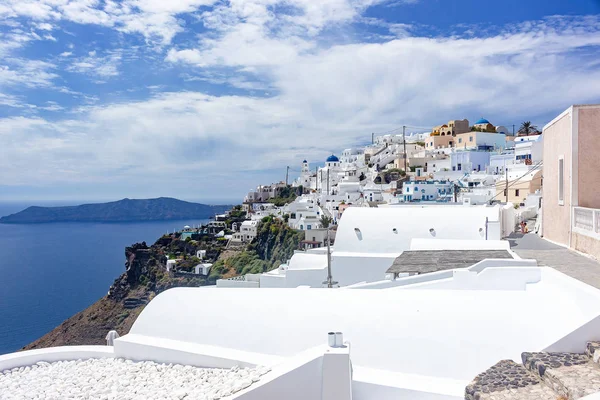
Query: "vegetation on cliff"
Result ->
[[267, 185, 303, 206], [208, 216, 304, 279], [0, 197, 230, 223]]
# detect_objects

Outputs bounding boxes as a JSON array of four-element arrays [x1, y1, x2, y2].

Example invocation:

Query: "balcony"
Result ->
[[573, 207, 600, 239]]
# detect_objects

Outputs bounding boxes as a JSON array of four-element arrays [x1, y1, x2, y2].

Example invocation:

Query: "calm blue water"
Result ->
[[0, 202, 208, 355]]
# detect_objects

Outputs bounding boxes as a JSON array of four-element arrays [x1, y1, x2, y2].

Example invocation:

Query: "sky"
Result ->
[[1, 0, 600, 204]]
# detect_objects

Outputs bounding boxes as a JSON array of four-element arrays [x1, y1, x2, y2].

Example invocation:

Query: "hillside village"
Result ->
[[163, 110, 586, 290]]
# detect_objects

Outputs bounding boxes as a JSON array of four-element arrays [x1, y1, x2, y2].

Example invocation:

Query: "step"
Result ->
[[465, 360, 557, 399], [522, 352, 600, 399]]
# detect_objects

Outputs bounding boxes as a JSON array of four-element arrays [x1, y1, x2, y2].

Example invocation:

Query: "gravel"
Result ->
[[0, 358, 271, 400]]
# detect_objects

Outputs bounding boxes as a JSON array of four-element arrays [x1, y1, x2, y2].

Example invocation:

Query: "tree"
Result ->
[[320, 215, 333, 228], [518, 121, 539, 136]]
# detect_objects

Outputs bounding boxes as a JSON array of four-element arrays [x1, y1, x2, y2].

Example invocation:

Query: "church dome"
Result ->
[[475, 118, 490, 125], [326, 154, 339, 162], [302, 160, 307, 163]]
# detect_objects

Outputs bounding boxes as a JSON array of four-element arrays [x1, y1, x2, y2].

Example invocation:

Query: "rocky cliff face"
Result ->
[[23, 237, 206, 350]]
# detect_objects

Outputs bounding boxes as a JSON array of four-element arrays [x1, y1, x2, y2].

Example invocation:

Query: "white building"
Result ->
[[240, 220, 258, 242], [285, 196, 324, 230], [340, 148, 365, 164], [294, 160, 317, 190], [513, 134, 543, 163], [402, 180, 453, 202], [194, 263, 212, 275]]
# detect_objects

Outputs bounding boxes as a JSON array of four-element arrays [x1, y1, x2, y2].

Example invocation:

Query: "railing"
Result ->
[[573, 207, 600, 237]]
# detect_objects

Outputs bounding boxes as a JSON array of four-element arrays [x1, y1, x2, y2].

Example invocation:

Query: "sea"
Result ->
[[0, 202, 209, 355]]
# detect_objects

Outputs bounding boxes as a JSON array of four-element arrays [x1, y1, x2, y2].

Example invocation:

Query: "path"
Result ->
[[509, 232, 600, 289]]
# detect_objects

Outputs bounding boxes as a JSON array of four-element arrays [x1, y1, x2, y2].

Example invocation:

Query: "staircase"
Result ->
[[465, 342, 600, 399]]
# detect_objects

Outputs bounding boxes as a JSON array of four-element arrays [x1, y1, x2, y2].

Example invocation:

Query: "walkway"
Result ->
[[509, 232, 600, 289]]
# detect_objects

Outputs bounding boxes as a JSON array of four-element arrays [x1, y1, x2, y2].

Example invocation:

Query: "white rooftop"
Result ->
[[128, 267, 600, 390]]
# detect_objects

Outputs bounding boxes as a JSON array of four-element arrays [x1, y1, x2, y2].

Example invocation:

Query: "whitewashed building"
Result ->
[[402, 180, 453, 202]]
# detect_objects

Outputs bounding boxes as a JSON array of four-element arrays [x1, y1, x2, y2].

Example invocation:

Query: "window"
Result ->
[[469, 136, 473, 142], [558, 156, 564, 205], [459, 138, 462, 143], [457, 163, 462, 171], [515, 189, 520, 197], [503, 189, 507, 197], [307, 225, 312, 230]]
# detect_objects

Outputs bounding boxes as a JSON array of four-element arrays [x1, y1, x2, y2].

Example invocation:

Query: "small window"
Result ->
[[558, 156, 564, 205], [307, 225, 312, 230], [503, 189, 507, 197], [515, 189, 520, 197], [457, 163, 462, 171], [469, 136, 473, 142], [459, 138, 462, 143]]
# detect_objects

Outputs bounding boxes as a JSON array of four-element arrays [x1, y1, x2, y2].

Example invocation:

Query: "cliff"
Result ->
[[0, 197, 230, 224], [23, 217, 302, 349], [23, 237, 210, 350]]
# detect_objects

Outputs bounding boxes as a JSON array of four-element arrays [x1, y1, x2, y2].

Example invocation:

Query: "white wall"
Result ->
[[217, 279, 260, 288], [331, 254, 398, 287], [334, 206, 502, 255], [232, 351, 324, 400]]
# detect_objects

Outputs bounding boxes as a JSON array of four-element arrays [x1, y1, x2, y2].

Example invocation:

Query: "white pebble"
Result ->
[[0, 359, 269, 399]]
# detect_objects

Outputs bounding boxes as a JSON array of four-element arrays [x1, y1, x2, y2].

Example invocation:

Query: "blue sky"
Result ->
[[1, 0, 600, 204]]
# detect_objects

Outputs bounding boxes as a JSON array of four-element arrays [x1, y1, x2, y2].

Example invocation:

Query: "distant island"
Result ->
[[0, 197, 232, 224]]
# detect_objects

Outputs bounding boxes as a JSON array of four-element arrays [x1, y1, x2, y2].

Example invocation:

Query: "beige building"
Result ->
[[442, 119, 470, 136], [495, 169, 542, 204], [425, 134, 455, 150], [426, 119, 469, 149], [542, 104, 600, 259], [432, 119, 470, 137]]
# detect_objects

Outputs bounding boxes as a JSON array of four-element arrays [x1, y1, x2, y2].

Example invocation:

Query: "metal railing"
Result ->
[[573, 207, 600, 235]]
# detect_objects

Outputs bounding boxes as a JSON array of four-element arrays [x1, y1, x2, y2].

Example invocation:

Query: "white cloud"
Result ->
[[0, 59, 58, 88], [35, 22, 54, 30], [0, 0, 219, 45], [3, 13, 600, 190], [60, 51, 72, 57], [67, 50, 122, 79]]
